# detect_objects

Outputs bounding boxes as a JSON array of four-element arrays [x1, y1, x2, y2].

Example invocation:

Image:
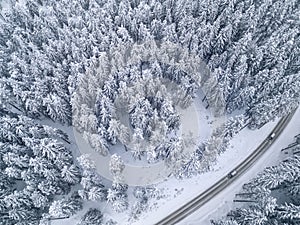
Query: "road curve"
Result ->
[[155, 110, 296, 225]]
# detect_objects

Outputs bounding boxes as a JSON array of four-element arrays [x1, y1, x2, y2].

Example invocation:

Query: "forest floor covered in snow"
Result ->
[[178, 108, 300, 225], [72, 90, 219, 186], [130, 114, 282, 225], [47, 105, 298, 225], [1, 0, 299, 224]]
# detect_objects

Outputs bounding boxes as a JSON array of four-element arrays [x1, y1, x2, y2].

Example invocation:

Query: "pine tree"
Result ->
[[107, 182, 129, 213], [61, 165, 81, 184], [49, 193, 83, 219], [77, 154, 108, 202], [0, 112, 80, 224], [276, 203, 300, 224], [131, 128, 145, 160], [78, 208, 103, 225], [107, 118, 121, 145]]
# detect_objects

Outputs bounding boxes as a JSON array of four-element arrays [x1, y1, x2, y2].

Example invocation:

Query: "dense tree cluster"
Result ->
[[0, 0, 298, 179], [0, 0, 298, 126], [212, 146, 300, 224], [0, 110, 81, 224], [0, 0, 299, 221], [74, 55, 196, 160], [77, 154, 108, 202]]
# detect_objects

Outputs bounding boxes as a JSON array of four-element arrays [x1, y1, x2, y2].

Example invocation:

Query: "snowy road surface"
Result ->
[[50, 108, 299, 225], [155, 110, 295, 224], [177, 108, 300, 225], [133, 114, 280, 225]]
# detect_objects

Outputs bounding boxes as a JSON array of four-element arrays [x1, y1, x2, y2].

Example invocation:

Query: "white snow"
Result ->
[[177, 108, 300, 225], [130, 111, 296, 225], [73, 91, 219, 186], [0, 0, 10, 10], [45, 104, 300, 225], [37, 101, 300, 225]]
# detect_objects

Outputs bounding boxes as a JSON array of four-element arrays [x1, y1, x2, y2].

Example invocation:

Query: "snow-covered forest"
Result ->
[[0, 110, 82, 224], [212, 136, 300, 225], [1, 0, 299, 126], [0, 0, 299, 224]]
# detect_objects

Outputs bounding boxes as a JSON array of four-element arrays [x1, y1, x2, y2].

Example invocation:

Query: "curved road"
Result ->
[[155, 111, 296, 225]]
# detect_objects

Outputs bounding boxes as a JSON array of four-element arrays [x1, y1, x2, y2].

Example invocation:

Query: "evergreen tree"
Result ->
[[0, 112, 80, 224], [107, 182, 129, 213], [78, 208, 103, 225], [109, 154, 125, 183], [49, 192, 83, 219], [212, 142, 300, 225], [77, 154, 108, 202]]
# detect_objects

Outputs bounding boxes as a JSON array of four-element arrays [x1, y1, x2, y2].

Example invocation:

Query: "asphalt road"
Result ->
[[155, 111, 296, 225]]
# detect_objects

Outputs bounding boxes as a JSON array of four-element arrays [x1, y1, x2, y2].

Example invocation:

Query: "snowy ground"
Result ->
[[177, 107, 300, 225], [45, 102, 298, 225], [130, 112, 295, 225], [1, 1, 299, 224], [73, 91, 220, 186]]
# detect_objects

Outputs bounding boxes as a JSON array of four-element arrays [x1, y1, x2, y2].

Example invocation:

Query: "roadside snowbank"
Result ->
[[132, 113, 286, 225], [178, 108, 300, 225]]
